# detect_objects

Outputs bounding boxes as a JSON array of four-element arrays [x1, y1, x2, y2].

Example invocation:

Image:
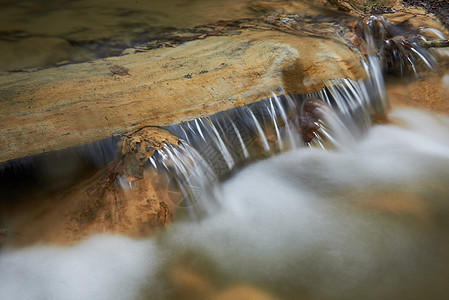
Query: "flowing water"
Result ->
[[155, 72, 387, 216], [1, 2, 449, 300], [2, 107, 449, 300]]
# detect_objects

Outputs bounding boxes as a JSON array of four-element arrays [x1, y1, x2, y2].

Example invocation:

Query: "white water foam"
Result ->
[[0, 236, 160, 300], [1, 108, 449, 299]]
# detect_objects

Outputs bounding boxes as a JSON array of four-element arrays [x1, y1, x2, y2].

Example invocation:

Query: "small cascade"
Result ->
[[3, 6, 449, 299], [148, 142, 220, 219], [360, 15, 447, 77], [152, 59, 390, 216], [1, 14, 447, 222], [147, 15, 449, 217], [162, 57, 390, 174]]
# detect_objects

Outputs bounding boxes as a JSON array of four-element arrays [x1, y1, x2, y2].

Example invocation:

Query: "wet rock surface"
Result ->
[[119, 127, 180, 178], [0, 127, 181, 246], [1, 0, 449, 247], [388, 70, 449, 114], [0, 0, 262, 71], [1, 0, 447, 164], [0, 163, 175, 246], [296, 99, 326, 143], [404, 0, 449, 28], [0, 25, 365, 164]]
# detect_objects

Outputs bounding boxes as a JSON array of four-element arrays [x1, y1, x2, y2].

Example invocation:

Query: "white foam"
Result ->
[[1, 108, 449, 299], [163, 109, 449, 299], [443, 73, 449, 91], [0, 235, 159, 300]]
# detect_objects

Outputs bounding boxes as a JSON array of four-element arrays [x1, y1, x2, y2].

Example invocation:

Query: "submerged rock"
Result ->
[[296, 98, 328, 143], [0, 37, 73, 71], [212, 285, 279, 300]]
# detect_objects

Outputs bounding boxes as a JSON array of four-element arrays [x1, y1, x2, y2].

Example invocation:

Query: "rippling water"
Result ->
[[0, 0, 260, 71]]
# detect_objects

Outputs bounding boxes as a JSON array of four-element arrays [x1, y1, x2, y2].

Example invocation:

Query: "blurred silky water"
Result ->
[[1, 1, 449, 299], [1, 108, 449, 300]]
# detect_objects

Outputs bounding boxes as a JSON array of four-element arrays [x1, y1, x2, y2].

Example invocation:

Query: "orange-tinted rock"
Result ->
[[388, 72, 449, 114], [2, 167, 175, 246], [119, 127, 180, 178], [213, 285, 279, 300], [0, 28, 366, 164]]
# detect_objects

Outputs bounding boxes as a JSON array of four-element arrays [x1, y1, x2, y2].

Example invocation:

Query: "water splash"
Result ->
[[149, 141, 220, 219], [166, 63, 387, 165], [3, 108, 449, 300], [154, 16, 434, 203], [152, 55, 391, 217], [3, 15, 447, 222], [360, 15, 447, 77]]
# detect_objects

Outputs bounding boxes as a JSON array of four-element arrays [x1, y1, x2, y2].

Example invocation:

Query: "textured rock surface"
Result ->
[[388, 71, 449, 114], [1, 0, 444, 164], [0, 27, 365, 163], [1, 160, 176, 246]]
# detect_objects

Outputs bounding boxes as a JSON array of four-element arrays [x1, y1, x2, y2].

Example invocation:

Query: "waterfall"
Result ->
[[3, 106, 449, 300], [139, 15, 449, 219], [148, 60, 388, 216], [360, 15, 448, 77], [1, 14, 446, 222], [2, 9, 449, 300]]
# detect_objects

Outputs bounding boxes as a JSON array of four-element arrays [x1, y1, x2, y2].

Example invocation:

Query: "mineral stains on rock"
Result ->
[[109, 65, 131, 76]]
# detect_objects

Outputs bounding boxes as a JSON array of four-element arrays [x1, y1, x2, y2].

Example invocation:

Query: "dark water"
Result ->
[[0, 0, 259, 71]]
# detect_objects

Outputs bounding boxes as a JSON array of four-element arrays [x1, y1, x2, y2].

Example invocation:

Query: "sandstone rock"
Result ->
[[1, 0, 447, 248], [119, 127, 180, 178], [2, 165, 175, 246], [168, 267, 216, 300], [1, 0, 446, 164], [0, 27, 365, 164], [166, 266, 279, 300], [213, 285, 279, 300], [387, 72, 449, 114], [0, 126, 183, 246]]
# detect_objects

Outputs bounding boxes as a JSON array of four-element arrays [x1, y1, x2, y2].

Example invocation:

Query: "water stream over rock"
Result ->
[[2, 106, 449, 300], [1, 1, 449, 299]]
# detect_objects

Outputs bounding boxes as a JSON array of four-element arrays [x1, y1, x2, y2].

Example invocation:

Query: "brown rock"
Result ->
[[213, 285, 279, 300], [2, 165, 175, 246], [168, 267, 215, 300], [0, 126, 182, 246], [296, 99, 325, 143], [387, 72, 449, 114], [119, 127, 180, 178], [0, 27, 365, 164], [109, 65, 131, 76]]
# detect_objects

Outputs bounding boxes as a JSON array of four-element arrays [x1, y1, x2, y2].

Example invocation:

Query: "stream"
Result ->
[[1, 1, 449, 300]]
